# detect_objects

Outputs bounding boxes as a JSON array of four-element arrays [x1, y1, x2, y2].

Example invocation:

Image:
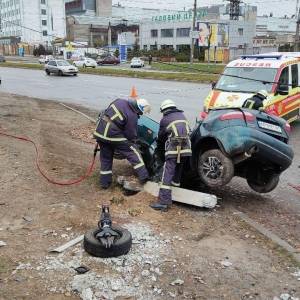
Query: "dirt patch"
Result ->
[[0, 92, 299, 300]]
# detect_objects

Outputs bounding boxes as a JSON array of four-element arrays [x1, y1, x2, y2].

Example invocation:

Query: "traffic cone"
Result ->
[[129, 86, 138, 99]]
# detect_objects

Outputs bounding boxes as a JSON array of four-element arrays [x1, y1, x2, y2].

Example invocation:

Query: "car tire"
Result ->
[[46, 70, 50, 76], [83, 226, 132, 258], [58, 70, 63, 76], [198, 149, 234, 188], [247, 174, 279, 193]]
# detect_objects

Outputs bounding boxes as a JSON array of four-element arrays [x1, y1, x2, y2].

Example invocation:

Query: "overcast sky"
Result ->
[[113, 0, 297, 18]]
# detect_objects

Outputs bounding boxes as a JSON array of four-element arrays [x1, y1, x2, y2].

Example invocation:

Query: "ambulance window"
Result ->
[[291, 64, 298, 88], [278, 67, 289, 87]]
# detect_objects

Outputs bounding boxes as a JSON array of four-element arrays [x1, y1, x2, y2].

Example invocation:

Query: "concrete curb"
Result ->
[[232, 209, 300, 263]]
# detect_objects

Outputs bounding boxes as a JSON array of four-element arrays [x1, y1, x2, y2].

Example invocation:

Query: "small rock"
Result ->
[[154, 267, 163, 276], [280, 294, 291, 300], [151, 275, 157, 282], [0, 241, 7, 247], [220, 261, 233, 267], [49, 287, 57, 293], [81, 288, 93, 300], [23, 216, 33, 223], [61, 234, 68, 239], [65, 292, 71, 297], [171, 279, 184, 286], [14, 275, 25, 283], [141, 270, 150, 277], [168, 291, 176, 298], [66, 227, 72, 231]]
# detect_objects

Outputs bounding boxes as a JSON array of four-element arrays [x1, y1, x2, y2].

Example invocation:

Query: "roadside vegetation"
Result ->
[[0, 61, 220, 83]]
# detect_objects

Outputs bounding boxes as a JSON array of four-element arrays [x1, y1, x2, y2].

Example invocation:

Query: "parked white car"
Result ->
[[73, 57, 97, 68], [38, 55, 54, 64], [130, 57, 145, 68]]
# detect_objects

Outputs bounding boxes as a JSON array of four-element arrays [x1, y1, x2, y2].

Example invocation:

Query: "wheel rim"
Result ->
[[202, 156, 224, 180]]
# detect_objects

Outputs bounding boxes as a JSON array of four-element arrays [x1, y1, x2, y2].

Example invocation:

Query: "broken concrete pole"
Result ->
[[144, 181, 217, 209]]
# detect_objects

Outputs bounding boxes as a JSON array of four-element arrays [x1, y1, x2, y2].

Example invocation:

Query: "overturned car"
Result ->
[[137, 108, 294, 193]]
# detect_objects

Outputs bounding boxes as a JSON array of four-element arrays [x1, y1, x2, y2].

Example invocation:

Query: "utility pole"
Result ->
[[295, 0, 300, 51], [190, 0, 197, 64]]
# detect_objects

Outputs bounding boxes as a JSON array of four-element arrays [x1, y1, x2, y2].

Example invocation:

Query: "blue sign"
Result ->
[[119, 45, 127, 62]]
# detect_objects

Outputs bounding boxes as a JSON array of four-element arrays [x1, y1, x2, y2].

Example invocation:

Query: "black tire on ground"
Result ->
[[73, 73, 78, 76], [46, 70, 50, 76], [247, 174, 279, 193], [83, 226, 132, 258], [198, 149, 234, 188]]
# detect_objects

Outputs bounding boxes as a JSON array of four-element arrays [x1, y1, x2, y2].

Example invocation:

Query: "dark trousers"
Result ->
[[158, 157, 187, 205], [99, 141, 149, 188]]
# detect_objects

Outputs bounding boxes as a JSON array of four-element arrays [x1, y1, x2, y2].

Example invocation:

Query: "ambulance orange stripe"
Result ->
[[209, 91, 220, 107]]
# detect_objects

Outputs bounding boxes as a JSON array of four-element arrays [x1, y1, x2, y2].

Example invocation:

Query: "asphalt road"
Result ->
[[0, 67, 209, 121]]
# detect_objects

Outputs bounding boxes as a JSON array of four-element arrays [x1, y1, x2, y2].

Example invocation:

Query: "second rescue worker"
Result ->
[[150, 99, 192, 211], [94, 98, 151, 189]]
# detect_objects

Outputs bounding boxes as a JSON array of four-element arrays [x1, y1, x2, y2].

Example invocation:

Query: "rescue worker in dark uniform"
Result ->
[[150, 100, 192, 211], [242, 90, 268, 110], [94, 98, 151, 189]]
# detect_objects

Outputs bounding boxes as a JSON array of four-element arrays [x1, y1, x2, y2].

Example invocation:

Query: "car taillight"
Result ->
[[200, 111, 208, 120], [284, 122, 291, 133], [219, 111, 255, 122]]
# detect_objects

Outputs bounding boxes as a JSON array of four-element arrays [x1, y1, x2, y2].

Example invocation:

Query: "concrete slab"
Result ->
[[144, 181, 217, 209]]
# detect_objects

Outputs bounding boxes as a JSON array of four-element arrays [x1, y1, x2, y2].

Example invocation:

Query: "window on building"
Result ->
[[278, 66, 289, 88], [151, 29, 158, 38], [238, 28, 243, 36], [150, 44, 158, 50], [42, 30, 47, 36], [41, 0, 46, 4], [42, 20, 47, 26], [291, 64, 298, 88], [176, 28, 190, 37], [161, 29, 173, 38], [41, 9, 46, 15], [143, 45, 147, 50]]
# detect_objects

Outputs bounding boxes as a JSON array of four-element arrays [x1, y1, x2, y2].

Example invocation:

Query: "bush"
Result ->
[[175, 52, 190, 62]]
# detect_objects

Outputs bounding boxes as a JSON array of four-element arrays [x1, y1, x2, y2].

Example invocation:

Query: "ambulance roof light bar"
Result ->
[[240, 54, 283, 60]]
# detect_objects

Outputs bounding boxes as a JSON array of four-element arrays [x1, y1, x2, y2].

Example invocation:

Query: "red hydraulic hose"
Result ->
[[0, 130, 98, 186]]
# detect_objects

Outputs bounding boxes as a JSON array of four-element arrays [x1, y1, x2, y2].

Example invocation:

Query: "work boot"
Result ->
[[101, 184, 111, 190], [150, 202, 170, 212]]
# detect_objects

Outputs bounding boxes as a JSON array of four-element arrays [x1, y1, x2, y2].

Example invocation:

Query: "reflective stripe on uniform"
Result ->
[[165, 149, 192, 155], [110, 104, 124, 121], [171, 181, 180, 187], [94, 131, 127, 142], [100, 170, 112, 175], [244, 100, 255, 109], [160, 184, 171, 190], [167, 120, 190, 136], [103, 122, 110, 137], [130, 146, 145, 169]]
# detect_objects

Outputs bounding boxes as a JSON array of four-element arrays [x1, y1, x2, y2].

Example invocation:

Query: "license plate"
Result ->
[[258, 121, 282, 133]]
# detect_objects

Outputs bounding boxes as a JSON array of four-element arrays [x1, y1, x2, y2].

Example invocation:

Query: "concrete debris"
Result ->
[[15, 263, 32, 270], [141, 270, 150, 277], [168, 291, 177, 298], [171, 279, 184, 286], [278, 294, 299, 300], [22, 216, 33, 222], [81, 288, 93, 300], [292, 269, 300, 280], [36, 222, 169, 300], [220, 261, 233, 267], [0, 240, 7, 247]]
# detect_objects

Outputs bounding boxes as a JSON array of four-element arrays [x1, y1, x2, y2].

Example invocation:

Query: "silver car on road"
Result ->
[[45, 60, 78, 76]]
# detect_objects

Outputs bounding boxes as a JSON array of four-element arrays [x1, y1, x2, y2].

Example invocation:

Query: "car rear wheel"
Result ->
[[198, 149, 234, 188], [247, 174, 279, 193]]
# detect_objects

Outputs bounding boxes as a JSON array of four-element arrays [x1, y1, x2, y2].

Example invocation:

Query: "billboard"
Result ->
[[197, 22, 229, 47]]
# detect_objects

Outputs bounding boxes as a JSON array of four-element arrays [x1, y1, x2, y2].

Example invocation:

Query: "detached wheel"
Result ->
[[83, 226, 132, 258], [198, 149, 234, 187], [247, 174, 279, 193]]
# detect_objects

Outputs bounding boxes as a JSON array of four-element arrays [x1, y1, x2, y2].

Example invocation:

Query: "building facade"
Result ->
[[0, 0, 66, 45]]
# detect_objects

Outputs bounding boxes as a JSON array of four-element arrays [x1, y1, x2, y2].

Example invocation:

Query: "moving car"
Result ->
[[137, 108, 294, 194], [39, 55, 54, 64], [45, 60, 78, 76], [130, 57, 144, 68], [97, 56, 120, 65], [204, 52, 300, 123], [73, 57, 97, 68]]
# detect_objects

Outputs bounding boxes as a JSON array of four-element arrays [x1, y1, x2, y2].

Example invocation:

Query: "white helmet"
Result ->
[[257, 90, 268, 99], [160, 99, 176, 112], [136, 98, 151, 114]]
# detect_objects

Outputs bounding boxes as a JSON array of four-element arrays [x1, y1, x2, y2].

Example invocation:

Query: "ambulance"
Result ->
[[204, 53, 300, 123]]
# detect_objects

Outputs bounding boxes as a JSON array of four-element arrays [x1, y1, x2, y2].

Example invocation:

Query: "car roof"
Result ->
[[227, 52, 300, 69]]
